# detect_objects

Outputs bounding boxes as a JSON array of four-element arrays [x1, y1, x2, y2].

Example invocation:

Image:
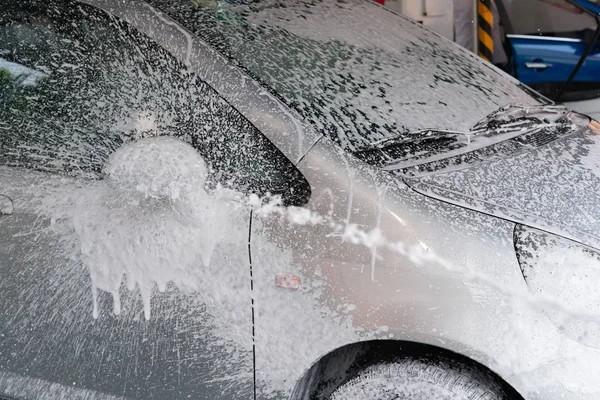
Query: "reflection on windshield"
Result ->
[[0, 57, 47, 86]]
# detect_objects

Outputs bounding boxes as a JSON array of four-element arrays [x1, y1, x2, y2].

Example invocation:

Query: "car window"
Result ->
[[145, 0, 539, 154], [504, 0, 597, 39], [0, 0, 310, 206]]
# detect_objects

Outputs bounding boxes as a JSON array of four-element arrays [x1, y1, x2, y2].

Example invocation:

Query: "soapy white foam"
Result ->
[[528, 245, 600, 346], [0, 194, 13, 215], [73, 137, 241, 320], [7, 151, 600, 397], [329, 361, 497, 400], [103, 136, 207, 202], [142, 3, 194, 67]]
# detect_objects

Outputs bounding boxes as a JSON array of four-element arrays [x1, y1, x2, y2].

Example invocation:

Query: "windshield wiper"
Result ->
[[356, 129, 469, 169], [470, 104, 571, 133], [356, 104, 576, 172]]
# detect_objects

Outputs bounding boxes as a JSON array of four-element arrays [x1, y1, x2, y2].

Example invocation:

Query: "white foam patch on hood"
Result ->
[[0, 194, 13, 215], [528, 246, 600, 348], [577, 132, 600, 175], [72, 137, 239, 320]]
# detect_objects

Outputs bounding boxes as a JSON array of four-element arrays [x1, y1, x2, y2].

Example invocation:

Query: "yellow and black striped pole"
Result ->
[[477, 0, 494, 62]]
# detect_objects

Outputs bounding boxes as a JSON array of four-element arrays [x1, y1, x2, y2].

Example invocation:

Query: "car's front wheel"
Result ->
[[329, 357, 514, 400]]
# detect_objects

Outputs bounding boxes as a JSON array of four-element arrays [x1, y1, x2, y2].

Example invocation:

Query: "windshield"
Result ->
[[147, 0, 540, 152]]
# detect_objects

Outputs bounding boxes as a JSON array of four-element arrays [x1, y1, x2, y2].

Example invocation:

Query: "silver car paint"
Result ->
[[253, 134, 600, 400], [0, 167, 255, 400], [1, 1, 598, 400], [410, 128, 600, 249]]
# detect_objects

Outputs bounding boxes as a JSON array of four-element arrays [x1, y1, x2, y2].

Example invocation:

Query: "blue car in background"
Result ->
[[498, 0, 600, 118]]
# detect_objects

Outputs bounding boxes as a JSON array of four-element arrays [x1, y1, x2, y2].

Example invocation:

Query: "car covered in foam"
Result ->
[[1, 0, 600, 399]]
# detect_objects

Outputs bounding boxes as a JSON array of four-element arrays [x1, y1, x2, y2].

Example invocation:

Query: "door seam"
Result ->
[[248, 210, 257, 400]]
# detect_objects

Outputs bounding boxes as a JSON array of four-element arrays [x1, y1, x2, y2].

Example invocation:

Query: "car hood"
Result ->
[[406, 127, 600, 249]]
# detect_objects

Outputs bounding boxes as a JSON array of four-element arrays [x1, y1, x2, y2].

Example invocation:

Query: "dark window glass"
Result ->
[[503, 0, 597, 39], [0, 0, 309, 205]]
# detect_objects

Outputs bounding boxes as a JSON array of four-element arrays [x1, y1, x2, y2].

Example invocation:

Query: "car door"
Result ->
[[502, 0, 600, 101], [0, 1, 285, 398]]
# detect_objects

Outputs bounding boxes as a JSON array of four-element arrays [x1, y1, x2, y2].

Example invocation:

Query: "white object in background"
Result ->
[[383, 0, 454, 40], [567, 98, 600, 122]]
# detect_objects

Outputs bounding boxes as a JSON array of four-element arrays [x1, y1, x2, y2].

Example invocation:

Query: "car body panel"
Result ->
[[0, 166, 254, 399], [408, 128, 600, 249], [252, 135, 600, 400], [2, 0, 600, 399], [251, 135, 523, 397], [501, 0, 600, 105], [507, 35, 600, 87]]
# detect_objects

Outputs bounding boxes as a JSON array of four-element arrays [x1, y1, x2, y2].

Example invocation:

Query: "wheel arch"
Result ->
[[290, 339, 525, 400]]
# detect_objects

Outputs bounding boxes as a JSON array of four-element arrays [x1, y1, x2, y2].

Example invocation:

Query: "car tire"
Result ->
[[329, 357, 510, 400]]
